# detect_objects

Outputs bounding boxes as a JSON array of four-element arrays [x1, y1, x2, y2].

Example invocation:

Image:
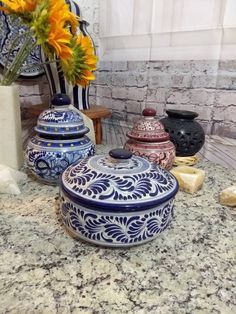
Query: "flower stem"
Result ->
[[1, 32, 36, 86], [2, 32, 31, 78]]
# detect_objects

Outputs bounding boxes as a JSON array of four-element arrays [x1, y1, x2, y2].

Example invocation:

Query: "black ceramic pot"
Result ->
[[160, 109, 205, 157]]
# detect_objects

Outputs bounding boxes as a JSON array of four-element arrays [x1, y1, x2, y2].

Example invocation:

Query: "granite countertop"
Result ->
[[0, 145, 236, 314]]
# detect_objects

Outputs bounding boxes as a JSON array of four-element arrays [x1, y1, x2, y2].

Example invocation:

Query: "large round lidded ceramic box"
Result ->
[[59, 149, 179, 247], [124, 108, 176, 170], [25, 94, 95, 184]]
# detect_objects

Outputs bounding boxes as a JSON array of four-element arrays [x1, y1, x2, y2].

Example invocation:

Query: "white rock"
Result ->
[[0, 164, 27, 195], [171, 166, 205, 194], [219, 186, 236, 207]]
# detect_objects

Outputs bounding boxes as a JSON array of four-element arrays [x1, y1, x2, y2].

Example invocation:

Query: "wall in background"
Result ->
[[96, 0, 236, 139], [99, 0, 236, 62], [10, 0, 236, 139], [93, 59, 236, 138]]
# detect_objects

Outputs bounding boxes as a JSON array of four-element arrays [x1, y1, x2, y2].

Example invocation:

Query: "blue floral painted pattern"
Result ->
[[62, 156, 177, 204], [39, 109, 83, 124], [0, 11, 44, 77], [26, 145, 95, 183], [60, 195, 174, 245]]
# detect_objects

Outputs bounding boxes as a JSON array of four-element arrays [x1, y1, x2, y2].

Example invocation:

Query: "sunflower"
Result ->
[[60, 33, 98, 87], [48, 0, 78, 35], [77, 34, 97, 71], [0, 0, 97, 87], [0, 0, 37, 14], [30, 0, 78, 61], [47, 21, 72, 60]]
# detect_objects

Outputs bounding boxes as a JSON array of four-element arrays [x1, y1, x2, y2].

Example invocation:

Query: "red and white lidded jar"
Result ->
[[124, 108, 175, 170]]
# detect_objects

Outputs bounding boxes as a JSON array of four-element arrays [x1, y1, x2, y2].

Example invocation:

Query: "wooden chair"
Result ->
[[81, 106, 111, 144]]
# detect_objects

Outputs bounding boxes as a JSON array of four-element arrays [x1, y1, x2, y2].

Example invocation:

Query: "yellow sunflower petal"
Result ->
[[0, 0, 37, 13], [49, 0, 78, 32], [76, 33, 83, 45], [75, 78, 88, 88], [81, 70, 95, 80]]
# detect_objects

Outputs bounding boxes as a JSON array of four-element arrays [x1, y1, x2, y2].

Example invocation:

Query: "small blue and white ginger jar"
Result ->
[[25, 93, 95, 184], [59, 148, 179, 247]]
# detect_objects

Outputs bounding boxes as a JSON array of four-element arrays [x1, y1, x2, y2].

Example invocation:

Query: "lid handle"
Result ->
[[51, 93, 71, 106], [142, 108, 156, 117], [109, 149, 132, 160]]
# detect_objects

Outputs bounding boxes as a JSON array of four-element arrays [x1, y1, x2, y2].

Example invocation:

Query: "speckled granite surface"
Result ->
[[0, 145, 236, 314]]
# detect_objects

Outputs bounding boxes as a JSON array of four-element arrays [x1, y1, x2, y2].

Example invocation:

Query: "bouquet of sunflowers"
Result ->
[[0, 0, 97, 86]]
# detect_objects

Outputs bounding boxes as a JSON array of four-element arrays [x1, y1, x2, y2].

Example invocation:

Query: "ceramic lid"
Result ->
[[60, 148, 178, 212], [166, 109, 198, 120], [35, 93, 89, 138], [127, 108, 170, 142]]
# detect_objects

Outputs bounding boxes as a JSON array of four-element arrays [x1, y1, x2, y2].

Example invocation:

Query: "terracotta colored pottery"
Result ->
[[124, 108, 175, 170]]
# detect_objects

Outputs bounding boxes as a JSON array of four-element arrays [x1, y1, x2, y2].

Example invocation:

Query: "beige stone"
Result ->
[[171, 166, 205, 194], [219, 186, 236, 207]]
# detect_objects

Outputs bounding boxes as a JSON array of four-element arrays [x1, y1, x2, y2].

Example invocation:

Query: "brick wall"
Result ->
[[6, 0, 235, 139], [92, 60, 236, 138]]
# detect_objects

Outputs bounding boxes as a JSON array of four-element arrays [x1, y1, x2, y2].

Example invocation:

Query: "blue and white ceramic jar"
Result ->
[[59, 148, 179, 247], [25, 94, 95, 184]]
